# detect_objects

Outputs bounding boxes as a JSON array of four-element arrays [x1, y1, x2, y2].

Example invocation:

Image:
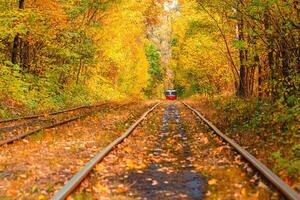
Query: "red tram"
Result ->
[[165, 89, 177, 100]]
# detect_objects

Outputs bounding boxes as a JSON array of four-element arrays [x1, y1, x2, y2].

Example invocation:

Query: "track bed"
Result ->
[[1, 102, 298, 199], [0, 102, 153, 199], [69, 103, 282, 199]]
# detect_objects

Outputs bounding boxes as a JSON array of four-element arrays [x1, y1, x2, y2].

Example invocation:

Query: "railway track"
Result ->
[[0, 102, 131, 146], [0, 104, 103, 124], [182, 102, 300, 200], [51, 102, 160, 199], [0, 103, 107, 135], [49, 102, 299, 200]]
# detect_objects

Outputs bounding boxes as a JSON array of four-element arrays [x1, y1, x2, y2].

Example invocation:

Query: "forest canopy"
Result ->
[[0, 0, 299, 113], [0, 0, 164, 112]]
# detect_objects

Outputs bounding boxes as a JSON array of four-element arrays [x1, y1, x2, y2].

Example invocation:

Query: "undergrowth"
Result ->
[[209, 96, 300, 181], [0, 64, 127, 119]]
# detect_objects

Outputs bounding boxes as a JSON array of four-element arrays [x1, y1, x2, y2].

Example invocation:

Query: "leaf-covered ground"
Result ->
[[0, 104, 117, 142], [185, 98, 300, 191], [0, 102, 154, 199], [68, 102, 279, 200]]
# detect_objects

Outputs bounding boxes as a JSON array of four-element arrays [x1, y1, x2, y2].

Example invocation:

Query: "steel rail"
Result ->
[[182, 102, 300, 200], [0, 103, 130, 147], [51, 102, 160, 200], [0, 103, 109, 124]]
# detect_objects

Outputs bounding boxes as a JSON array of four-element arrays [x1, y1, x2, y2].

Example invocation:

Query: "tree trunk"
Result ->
[[11, 34, 19, 64], [264, 12, 275, 99], [11, 0, 25, 65], [76, 58, 82, 84], [237, 14, 248, 97], [19, 0, 25, 9], [22, 39, 30, 71], [257, 54, 263, 97]]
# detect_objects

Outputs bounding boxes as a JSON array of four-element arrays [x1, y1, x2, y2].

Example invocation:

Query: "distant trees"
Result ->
[[144, 44, 163, 98], [170, 1, 235, 96]]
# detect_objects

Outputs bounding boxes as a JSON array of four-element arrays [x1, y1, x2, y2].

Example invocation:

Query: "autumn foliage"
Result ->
[[0, 0, 164, 115]]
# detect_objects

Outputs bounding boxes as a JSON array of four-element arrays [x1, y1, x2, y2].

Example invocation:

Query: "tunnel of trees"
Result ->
[[0, 0, 299, 192], [0, 0, 299, 110]]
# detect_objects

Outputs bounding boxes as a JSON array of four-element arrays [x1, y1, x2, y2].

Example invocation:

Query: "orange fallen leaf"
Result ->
[[125, 159, 143, 169], [123, 147, 133, 153], [241, 188, 247, 197], [115, 184, 128, 193], [95, 164, 105, 172], [94, 184, 110, 194]]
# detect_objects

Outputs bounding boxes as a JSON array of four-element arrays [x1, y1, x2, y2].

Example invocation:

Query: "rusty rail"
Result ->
[[51, 102, 160, 200], [0, 103, 109, 124], [182, 102, 300, 200], [0, 103, 130, 147]]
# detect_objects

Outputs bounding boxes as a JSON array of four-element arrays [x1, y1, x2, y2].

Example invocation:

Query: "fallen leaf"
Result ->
[[20, 174, 27, 178], [258, 181, 268, 189], [152, 180, 158, 186], [94, 184, 110, 194], [208, 179, 217, 185], [241, 188, 247, 197], [123, 147, 133, 153], [38, 195, 46, 200], [64, 147, 71, 150], [23, 139, 29, 143], [115, 184, 128, 193], [125, 159, 138, 169], [95, 164, 105, 172], [66, 196, 74, 200]]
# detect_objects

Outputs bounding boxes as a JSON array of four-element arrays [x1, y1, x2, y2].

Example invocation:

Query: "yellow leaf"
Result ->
[[208, 179, 217, 185], [258, 181, 268, 189], [20, 174, 27, 178], [95, 184, 110, 194], [125, 159, 138, 169], [95, 164, 105, 172], [241, 188, 247, 197], [123, 147, 133, 153], [38, 195, 46, 200], [135, 132, 145, 137]]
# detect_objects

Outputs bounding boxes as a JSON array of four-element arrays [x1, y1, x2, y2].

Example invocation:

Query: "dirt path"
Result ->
[[71, 102, 279, 200]]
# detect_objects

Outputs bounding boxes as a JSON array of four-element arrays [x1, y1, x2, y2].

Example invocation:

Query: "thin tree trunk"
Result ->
[[11, 34, 19, 64], [198, 3, 240, 88], [263, 12, 276, 99], [257, 54, 263, 97], [250, 66, 255, 96], [237, 13, 247, 97], [11, 0, 25, 65], [22, 39, 30, 71], [76, 58, 82, 84], [19, 0, 24, 9]]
